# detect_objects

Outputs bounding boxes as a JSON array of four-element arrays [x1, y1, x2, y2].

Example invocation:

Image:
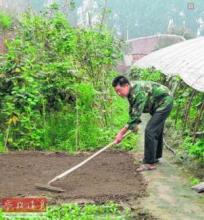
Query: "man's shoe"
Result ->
[[139, 158, 159, 164], [136, 164, 157, 172]]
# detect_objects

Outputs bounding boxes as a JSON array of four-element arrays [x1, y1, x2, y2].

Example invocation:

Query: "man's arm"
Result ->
[[114, 89, 148, 144], [114, 124, 140, 144], [126, 90, 147, 130]]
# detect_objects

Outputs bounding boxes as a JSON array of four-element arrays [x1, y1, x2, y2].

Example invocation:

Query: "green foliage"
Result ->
[[45, 202, 127, 220], [0, 203, 131, 220], [183, 137, 204, 160], [0, 7, 136, 152], [0, 209, 3, 220], [0, 134, 7, 153], [189, 176, 200, 186], [0, 11, 12, 31], [129, 67, 164, 82]]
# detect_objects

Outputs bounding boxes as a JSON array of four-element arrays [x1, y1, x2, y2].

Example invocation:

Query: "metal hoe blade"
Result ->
[[35, 183, 65, 193]]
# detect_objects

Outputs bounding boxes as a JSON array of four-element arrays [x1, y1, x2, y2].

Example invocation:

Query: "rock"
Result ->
[[192, 182, 204, 193]]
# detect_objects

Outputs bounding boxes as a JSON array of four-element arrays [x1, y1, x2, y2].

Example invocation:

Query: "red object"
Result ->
[[1, 197, 48, 212]]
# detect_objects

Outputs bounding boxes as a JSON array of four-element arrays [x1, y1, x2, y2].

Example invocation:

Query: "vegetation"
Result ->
[[0, 11, 13, 54], [0, 6, 137, 152], [0, 202, 131, 220], [45, 202, 130, 220], [0, 11, 12, 31]]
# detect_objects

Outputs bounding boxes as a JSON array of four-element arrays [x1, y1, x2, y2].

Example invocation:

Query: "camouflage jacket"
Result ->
[[126, 81, 173, 130]]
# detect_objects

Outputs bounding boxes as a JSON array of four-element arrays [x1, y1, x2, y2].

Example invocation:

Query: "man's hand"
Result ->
[[114, 132, 124, 144], [114, 126, 128, 144]]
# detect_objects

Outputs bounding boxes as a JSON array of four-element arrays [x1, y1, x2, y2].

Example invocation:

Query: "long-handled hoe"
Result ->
[[35, 131, 131, 192]]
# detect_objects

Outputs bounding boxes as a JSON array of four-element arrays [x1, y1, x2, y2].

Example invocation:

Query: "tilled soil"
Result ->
[[0, 150, 146, 205]]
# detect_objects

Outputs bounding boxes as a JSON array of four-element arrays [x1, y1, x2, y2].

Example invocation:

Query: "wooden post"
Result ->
[[192, 98, 204, 142], [184, 90, 196, 129]]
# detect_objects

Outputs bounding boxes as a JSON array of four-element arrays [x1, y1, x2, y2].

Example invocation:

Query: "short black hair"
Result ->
[[112, 75, 130, 87]]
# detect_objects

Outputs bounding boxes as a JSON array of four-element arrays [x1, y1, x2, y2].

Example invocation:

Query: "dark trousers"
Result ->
[[143, 103, 173, 164]]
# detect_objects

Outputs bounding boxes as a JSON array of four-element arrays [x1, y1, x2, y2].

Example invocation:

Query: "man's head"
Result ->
[[112, 75, 131, 97]]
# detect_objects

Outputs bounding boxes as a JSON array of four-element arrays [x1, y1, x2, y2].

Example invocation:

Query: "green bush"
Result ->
[[0, 7, 137, 152], [0, 11, 12, 31], [183, 137, 204, 160]]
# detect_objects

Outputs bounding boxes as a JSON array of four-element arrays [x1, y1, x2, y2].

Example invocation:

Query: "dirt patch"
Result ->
[[0, 150, 146, 205]]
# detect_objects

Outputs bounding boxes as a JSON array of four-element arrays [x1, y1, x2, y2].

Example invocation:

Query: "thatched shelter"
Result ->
[[135, 37, 204, 92]]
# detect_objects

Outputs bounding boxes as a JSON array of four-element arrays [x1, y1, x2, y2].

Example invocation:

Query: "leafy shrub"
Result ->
[[0, 11, 12, 31], [0, 7, 137, 152], [183, 137, 204, 160]]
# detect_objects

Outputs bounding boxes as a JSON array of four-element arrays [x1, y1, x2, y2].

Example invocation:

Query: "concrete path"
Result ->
[[134, 114, 204, 220]]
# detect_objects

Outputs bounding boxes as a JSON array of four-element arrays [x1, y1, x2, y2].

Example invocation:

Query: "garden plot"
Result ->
[[0, 150, 146, 205]]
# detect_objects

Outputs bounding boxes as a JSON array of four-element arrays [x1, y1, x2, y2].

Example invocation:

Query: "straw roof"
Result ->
[[135, 37, 204, 92]]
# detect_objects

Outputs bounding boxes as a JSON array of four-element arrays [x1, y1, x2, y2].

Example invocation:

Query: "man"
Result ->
[[112, 75, 173, 172]]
